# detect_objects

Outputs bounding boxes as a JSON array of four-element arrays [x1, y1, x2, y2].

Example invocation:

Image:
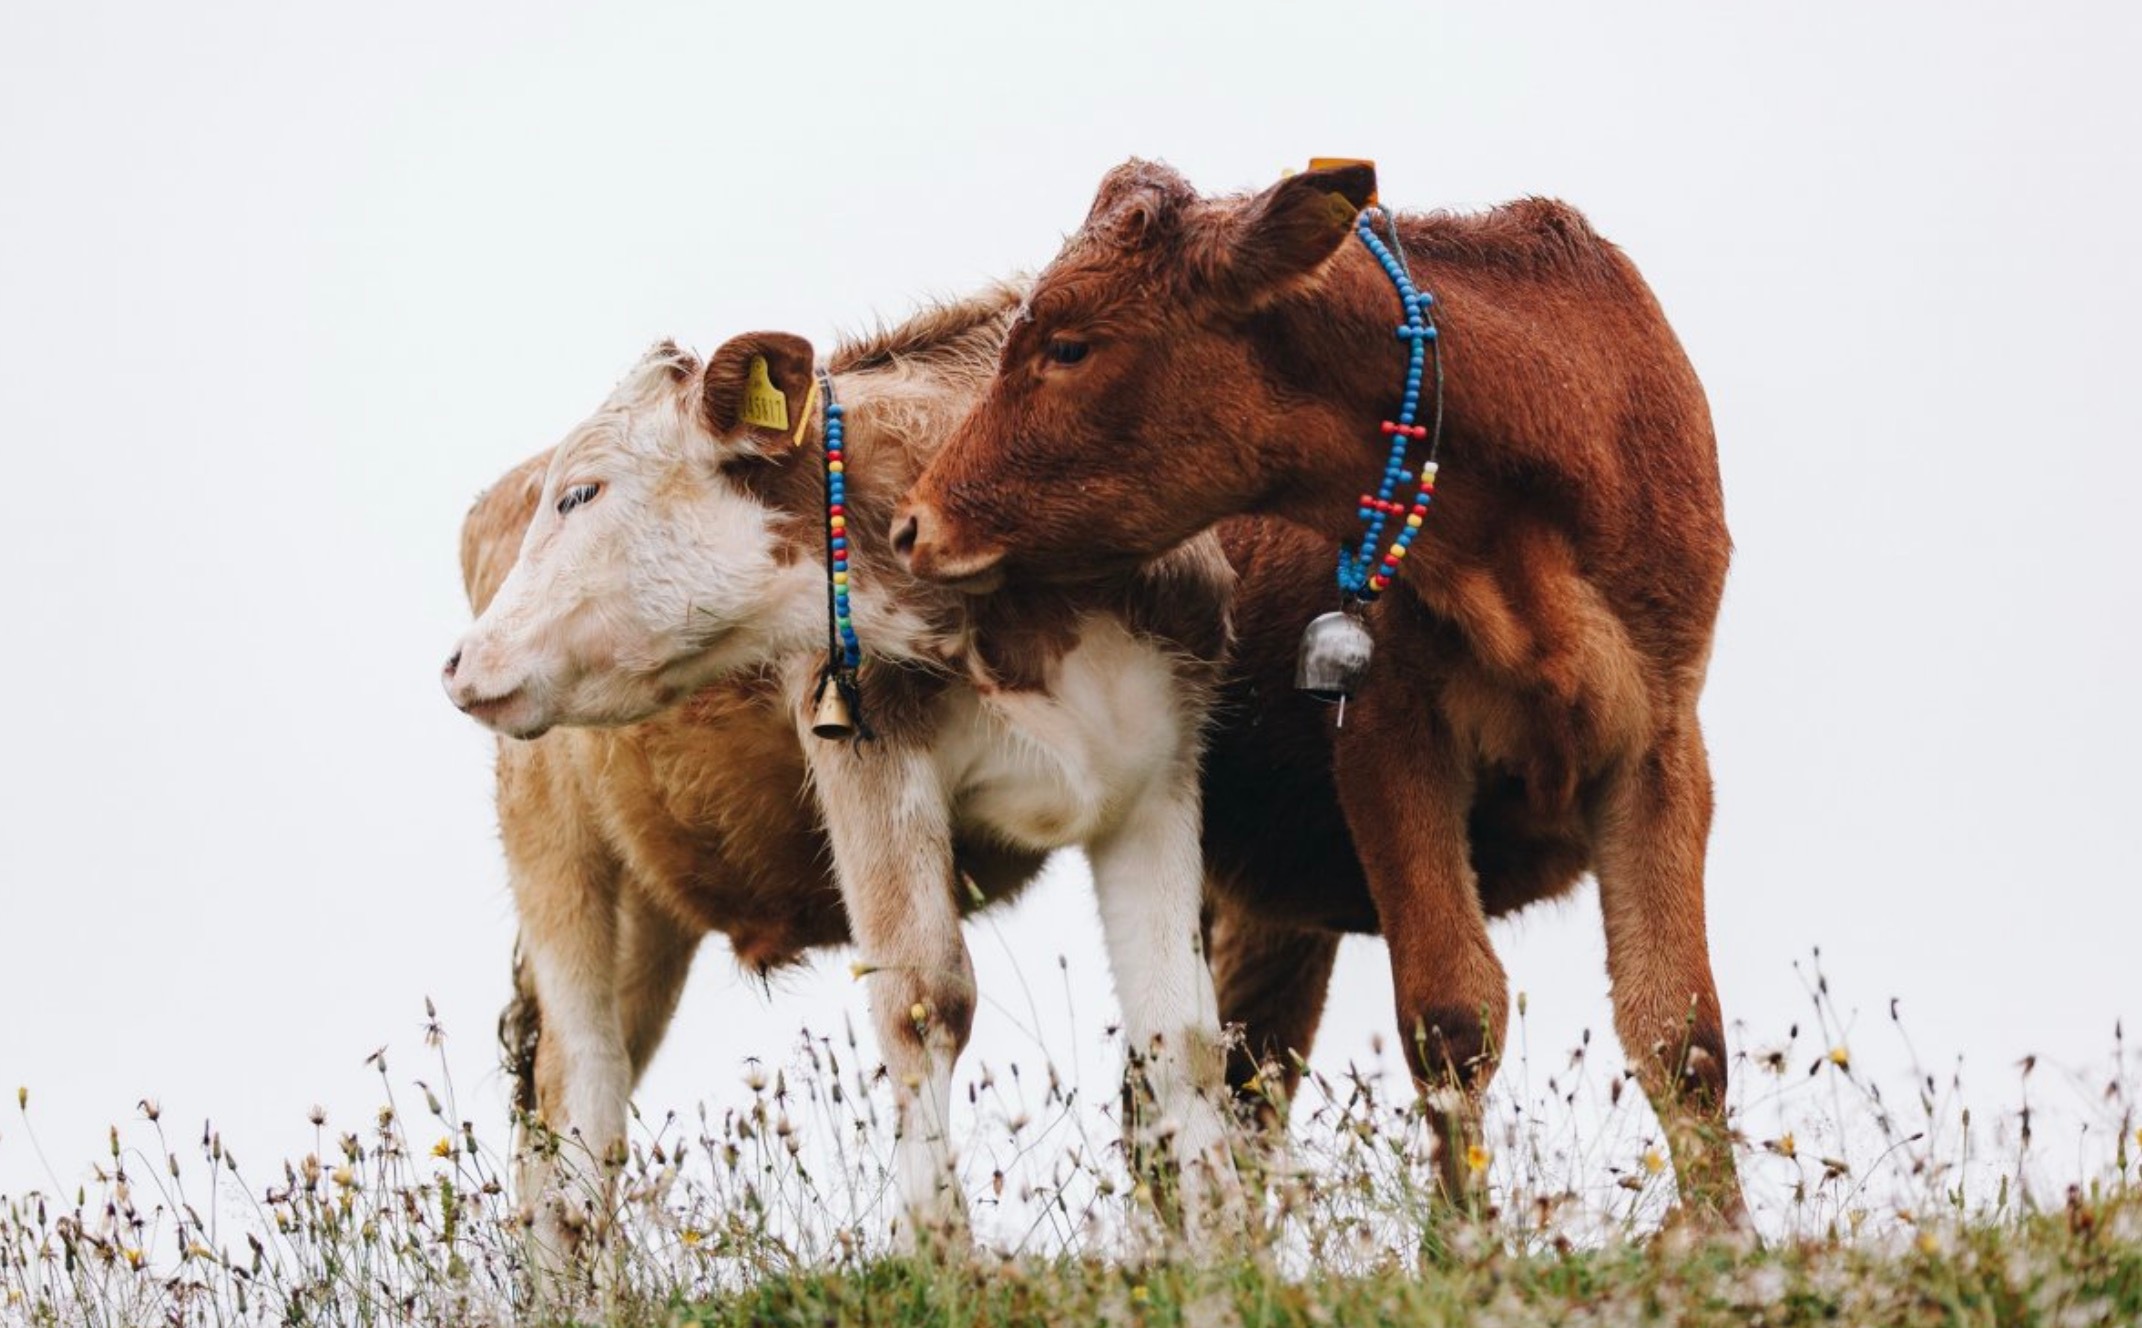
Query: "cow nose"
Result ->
[[891, 508, 922, 567]]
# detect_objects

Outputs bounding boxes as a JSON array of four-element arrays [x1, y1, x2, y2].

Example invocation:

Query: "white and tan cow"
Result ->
[[445, 288, 1243, 1248]]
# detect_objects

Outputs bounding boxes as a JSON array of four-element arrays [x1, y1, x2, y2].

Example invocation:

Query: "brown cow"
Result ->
[[894, 161, 1743, 1220]]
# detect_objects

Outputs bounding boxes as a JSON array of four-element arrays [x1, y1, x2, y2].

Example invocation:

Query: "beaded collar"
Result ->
[[808, 371, 870, 741], [1294, 205, 1447, 723], [1337, 206, 1446, 602]]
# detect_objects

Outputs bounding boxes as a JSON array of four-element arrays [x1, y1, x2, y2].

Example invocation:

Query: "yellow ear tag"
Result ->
[[739, 355, 789, 431], [1307, 156, 1379, 209]]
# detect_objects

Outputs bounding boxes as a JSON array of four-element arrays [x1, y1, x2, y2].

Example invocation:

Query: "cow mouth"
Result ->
[[459, 686, 550, 740]]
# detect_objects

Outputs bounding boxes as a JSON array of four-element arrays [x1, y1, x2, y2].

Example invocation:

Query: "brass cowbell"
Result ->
[[1294, 610, 1375, 725], [810, 682, 857, 741]]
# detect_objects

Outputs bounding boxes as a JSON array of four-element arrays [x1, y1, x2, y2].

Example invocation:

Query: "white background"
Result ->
[[3, 0, 2137, 1215]]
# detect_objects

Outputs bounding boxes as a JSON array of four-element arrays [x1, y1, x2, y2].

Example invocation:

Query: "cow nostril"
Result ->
[[444, 649, 462, 678], [891, 511, 921, 562]]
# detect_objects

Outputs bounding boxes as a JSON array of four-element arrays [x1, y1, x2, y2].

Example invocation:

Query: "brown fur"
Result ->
[[899, 160, 1743, 1218]]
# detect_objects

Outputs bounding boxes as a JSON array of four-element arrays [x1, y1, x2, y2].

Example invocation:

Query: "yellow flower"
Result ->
[[1827, 1046, 1850, 1071], [1916, 1230, 1940, 1256], [122, 1248, 144, 1270], [1641, 1149, 1665, 1176], [1466, 1144, 1491, 1176], [680, 1228, 704, 1248], [1774, 1132, 1797, 1159], [331, 1166, 355, 1189], [431, 1138, 454, 1159], [1130, 1285, 1149, 1304]]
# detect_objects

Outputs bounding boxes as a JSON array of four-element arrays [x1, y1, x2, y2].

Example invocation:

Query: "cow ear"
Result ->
[[1212, 162, 1378, 308], [704, 332, 818, 455]]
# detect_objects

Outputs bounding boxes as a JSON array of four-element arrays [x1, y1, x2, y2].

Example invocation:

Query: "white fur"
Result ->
[[448, 347, 1234, 1247]]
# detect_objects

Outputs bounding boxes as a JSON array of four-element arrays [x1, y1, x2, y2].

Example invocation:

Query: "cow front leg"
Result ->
[[1088, 773, 1241, 1249], [1592, 720, 1745, 1224], [510, 853, 632, 1267], [1332, 690, 1506, 1206], [809, 740, 974, 1250]]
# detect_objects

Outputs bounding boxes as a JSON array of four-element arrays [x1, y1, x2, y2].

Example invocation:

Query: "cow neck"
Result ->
[[1289, 206, 1448, 721]]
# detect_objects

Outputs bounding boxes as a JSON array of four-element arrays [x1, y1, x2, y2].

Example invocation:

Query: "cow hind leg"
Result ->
[[1592, 720, 1745, 1224], [1206, 894, 1339, 1127], [615, 888, 701, 1084]]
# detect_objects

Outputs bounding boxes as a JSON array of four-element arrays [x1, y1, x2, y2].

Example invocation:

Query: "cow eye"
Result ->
[[556, 482, 601, 516], [1044, 337, 1090, 366]]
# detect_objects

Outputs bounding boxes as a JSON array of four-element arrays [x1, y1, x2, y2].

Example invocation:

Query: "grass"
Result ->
[[3, 957, 2136, 1326]]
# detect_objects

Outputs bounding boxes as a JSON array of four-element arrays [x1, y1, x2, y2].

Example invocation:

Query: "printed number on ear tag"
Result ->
[[741, 355, 790, 431]]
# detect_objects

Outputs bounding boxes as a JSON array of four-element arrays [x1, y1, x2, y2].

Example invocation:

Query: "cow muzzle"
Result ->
[[890, 499, 1007, 594], [442, 640, 550, 739]]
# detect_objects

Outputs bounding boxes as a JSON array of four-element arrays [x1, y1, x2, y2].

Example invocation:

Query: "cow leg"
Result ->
[[1592, 719, 1745, 1223], [511, 850, 631, 1264], [1087, 772, 1240, 1247], [808, 740, 973, 1249], [616, 888, 701, 1084], [1207, 892, 1339, 1126], [1332, 692, 1506, 1205]]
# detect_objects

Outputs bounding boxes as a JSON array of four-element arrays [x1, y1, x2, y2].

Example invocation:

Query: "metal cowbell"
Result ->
[[810, 683, 858, 741], [1294, 610, 1375, 704]]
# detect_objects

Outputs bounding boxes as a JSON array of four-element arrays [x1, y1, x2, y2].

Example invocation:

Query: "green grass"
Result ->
[[4, 959, 2137, 1326]]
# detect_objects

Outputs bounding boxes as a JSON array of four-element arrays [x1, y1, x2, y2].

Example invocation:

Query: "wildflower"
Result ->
[[1466, 1144, 1491, 1176], [1130, 1285, 1149, 1304], [431, 1138, 454, 1159], [186, 1242, 215, 1261], [1641, 1148, 1665, 1176], [1827, 1046, 1850, 1071], [910, 1003, 929, 1025], [1916, 1230, 1940, 1257], [680, 1227, 704, 1248], [121, 1248, 143, 1270], [1771, 1132, 1797, 1159], [308, 1105, 326, 1126], [331, 1166, 355, 1189]]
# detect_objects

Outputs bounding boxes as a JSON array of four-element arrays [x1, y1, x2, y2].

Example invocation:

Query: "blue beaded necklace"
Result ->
[[809, 370, 870, 741], [1294, 205, 1447, 722], [1337, 206, 1445, 602]]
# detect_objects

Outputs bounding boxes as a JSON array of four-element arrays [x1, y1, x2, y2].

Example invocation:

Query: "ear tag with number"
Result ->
[[740, 355, 789, 431]]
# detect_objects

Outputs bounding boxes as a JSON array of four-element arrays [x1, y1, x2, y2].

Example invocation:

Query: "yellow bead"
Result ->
[[1406, 515, 1423, 528], [833, 571, 848, 585], [1390, 545, 1407, 560], [827, 460, 843, 474]]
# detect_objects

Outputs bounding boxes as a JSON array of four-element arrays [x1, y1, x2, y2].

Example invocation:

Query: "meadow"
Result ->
[[3, 955, 2136, 1327]]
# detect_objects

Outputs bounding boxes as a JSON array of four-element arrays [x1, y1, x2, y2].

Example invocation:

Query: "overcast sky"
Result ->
[[3, 0, 2137, 1218]]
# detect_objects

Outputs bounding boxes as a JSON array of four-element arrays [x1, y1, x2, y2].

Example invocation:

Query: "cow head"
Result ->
[[443, 335, 826, 738], [893, 158, 1377, 586]]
